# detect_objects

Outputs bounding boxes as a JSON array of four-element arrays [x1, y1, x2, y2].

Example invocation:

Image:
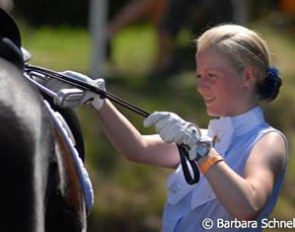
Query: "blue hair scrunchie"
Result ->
[[268, 67, 280, 82], [258, 66, 282, 101]]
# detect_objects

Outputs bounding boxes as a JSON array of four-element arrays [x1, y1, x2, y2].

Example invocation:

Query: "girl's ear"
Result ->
[[242, 66, 256, 88]]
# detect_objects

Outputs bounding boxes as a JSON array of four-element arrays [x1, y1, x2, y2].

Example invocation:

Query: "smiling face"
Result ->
[[194, 24, 275, 116], [196, 47, 257, 117]]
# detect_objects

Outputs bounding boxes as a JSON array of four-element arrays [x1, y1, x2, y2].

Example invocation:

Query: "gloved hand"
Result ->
[[40, 70, 106, 110], [143, 111, 201, 147], [60, 71, 106, 110]]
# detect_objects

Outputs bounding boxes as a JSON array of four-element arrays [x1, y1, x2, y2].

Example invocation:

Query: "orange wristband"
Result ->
[[199, 155, 224, 174]]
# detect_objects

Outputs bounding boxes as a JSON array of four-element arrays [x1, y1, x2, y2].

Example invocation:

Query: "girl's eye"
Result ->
[[196, 73, 218, 80], [208, 73, 218, 80]]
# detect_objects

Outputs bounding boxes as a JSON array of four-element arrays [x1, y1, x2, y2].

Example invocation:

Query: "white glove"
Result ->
[[143, 111, 201, 147], [40, 70, 105, 110], [60, 71, 105, 110]]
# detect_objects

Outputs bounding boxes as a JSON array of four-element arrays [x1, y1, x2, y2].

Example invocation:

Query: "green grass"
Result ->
[[20, 22, 295, 232], [22, 26, 91, 71], [112, 26, 157, 75]]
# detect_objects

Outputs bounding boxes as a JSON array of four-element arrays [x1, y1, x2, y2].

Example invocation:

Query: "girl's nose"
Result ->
[[196, 78, 209, 93]]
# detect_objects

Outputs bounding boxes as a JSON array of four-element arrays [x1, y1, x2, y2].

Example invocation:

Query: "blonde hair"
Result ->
[[195, 24, 282, 101]]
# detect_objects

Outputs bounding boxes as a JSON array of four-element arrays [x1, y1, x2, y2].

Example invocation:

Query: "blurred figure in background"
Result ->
[[106, 0, 166, 41], [277, 0, 295, 28], [152, 0, 235, 77], [105, 0, 167, 72], [106, 0, 236, 77], [279, 0, 295, 16]]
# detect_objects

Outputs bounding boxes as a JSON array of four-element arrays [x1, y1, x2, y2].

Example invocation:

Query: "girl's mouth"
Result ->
[[203, 96, 216, 105]]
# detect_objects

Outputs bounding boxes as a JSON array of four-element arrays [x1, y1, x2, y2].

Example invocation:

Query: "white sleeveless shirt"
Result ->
[[162, 107, 288, 232]]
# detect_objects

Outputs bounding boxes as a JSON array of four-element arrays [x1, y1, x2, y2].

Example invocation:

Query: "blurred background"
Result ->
[[3, 0, 295, 231]]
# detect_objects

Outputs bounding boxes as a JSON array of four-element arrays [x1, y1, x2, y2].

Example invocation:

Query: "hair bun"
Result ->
[[257, 67, 282, 101]]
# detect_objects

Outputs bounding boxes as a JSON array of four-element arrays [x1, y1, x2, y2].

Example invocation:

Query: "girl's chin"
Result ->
[[206, 108, 223, 117]]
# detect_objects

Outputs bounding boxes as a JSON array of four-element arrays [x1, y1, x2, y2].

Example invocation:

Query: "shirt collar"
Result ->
[[207, 106, 265, 156], [229, 106, 265, 137]]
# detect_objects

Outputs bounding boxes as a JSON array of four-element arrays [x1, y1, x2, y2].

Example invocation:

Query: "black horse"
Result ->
[[0, 9, 88, 232]]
